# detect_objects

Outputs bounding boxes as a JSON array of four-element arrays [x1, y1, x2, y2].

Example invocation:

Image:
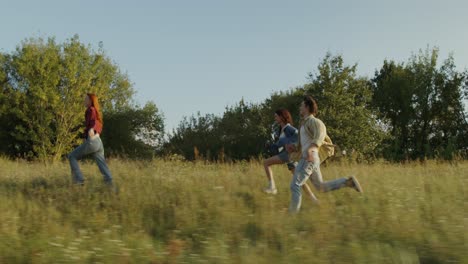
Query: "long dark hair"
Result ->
[[303, 95, 318, 116], [275, 108, 293, 126]]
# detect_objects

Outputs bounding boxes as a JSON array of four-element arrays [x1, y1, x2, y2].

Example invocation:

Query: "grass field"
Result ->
[[0, 158, 466, 263]]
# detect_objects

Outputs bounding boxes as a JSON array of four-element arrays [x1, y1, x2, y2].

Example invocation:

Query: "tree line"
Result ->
[[163, 51, 468, 162], [1, 36, 466, 162]]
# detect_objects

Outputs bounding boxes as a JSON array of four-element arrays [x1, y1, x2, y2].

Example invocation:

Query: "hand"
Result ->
[[88, 128, 95, 138], [306, 147, 318, 162], [286, 144, 296, 153]]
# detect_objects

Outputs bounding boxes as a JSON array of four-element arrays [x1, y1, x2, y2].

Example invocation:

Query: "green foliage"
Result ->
[[305, 54, 387, 158], [372, 47, 468, 161], [166, 54, 387, 161], [217, 100, 269, 160], [164, 112, 222, 161], [0, 35, 135, 160], [0, 35, 164, 160], [165, 99, 271, 161], [2, 35, 465, 162], [103, 102, 165, 159], [164, 50, 466, 162], [261, 88, 305, 124]]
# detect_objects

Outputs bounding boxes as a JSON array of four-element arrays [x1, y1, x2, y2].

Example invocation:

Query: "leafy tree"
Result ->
[[372, 60, 415, 160], [305, 53, 387, 158], [217, 99, 268, 160], [261, 88, 305, 125], [165, 50, 467, 162], [164, 112, 221, 161], [0, 35, 163, 161], [165, 99, 269, 161], [372, 47, 468, 160], [103, 102, 165, 159], [429, 54, 468, 159]]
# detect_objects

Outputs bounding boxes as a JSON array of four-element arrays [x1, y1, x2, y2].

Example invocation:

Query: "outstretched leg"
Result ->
[[68, 139, 98, 184], [308, 152, 347, 192]]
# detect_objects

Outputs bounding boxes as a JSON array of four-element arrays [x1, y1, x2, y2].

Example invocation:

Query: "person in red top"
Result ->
[[68, 93, 114, 186], [84, 101, 103, 138]]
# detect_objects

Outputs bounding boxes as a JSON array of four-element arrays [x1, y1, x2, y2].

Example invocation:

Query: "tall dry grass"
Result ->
[[0, 158, 466, 263]]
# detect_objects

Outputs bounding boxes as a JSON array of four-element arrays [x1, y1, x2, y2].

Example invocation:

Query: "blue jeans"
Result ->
[[68, 136, 113, 184], [289, 152, 347, 212]]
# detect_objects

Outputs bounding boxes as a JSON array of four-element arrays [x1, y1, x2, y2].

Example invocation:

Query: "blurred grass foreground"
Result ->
[[0, 158, 466, 263]]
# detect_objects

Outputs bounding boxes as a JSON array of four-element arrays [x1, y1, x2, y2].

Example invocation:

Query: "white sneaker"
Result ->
[[263, 187, 278, 195], [310, 196, 320, 205], [349, 176, 363, 193]]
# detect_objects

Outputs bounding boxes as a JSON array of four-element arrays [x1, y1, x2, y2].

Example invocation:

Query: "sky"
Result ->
[[1, 0, 467, 131]]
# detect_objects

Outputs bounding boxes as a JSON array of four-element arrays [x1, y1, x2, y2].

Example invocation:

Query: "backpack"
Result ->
[[318, 135, 335, 162]]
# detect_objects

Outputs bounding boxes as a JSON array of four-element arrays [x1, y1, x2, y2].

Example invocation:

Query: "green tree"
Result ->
[[165, 54, 388, 162], [261, 88, 305, 125], [430, 54, 468, 159], [372, 60, 415, 160], [103, 102, 165, 159], [164, 112, 221, 161], [0, 53, 14, 155], [372, 47, 468, 160], [0, 35, 136, 161], [305, 53, 387, 159], [165, 99, 271, 161], [217, 99, 268, 160]]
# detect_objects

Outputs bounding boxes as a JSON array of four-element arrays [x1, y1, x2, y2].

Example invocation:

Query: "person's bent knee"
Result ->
[[309, 179, 323, 192], [315, 184, 326, 192]]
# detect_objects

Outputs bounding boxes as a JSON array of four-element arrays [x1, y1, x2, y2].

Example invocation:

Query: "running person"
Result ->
[[286, 96, 362, 212], [68, 93, 114, 187]]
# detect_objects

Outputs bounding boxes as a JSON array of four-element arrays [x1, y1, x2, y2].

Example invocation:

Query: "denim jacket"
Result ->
[[273, 124, 299, 149]]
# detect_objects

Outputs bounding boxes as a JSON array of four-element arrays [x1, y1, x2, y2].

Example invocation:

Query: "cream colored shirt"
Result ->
[[300, 125, 314, 158], [299, 115, 327, 158]]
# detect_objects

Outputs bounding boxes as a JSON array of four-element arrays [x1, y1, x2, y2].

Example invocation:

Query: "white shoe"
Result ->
[[263, 187, 278, 195], [310, 196, 320, 205], [348, 176, 363, 193]]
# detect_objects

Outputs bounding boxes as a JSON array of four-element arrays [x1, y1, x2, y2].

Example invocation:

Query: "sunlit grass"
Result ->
[[0, 158, 466, 263]]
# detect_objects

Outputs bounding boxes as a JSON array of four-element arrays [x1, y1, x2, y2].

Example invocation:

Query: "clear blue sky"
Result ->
[[1, 0, 467, 131]]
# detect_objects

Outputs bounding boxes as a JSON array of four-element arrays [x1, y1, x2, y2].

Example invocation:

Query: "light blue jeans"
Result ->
[[68, 136, 113, 184], [289, 152, 347, 212]]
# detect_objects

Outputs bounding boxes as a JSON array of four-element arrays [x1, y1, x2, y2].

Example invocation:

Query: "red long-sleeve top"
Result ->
[[84, 106, 103, 138]]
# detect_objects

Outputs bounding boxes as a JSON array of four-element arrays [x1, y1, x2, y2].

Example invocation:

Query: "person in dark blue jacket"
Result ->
[[263, 109, 319, 203], [263, 109, 299, 194]]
